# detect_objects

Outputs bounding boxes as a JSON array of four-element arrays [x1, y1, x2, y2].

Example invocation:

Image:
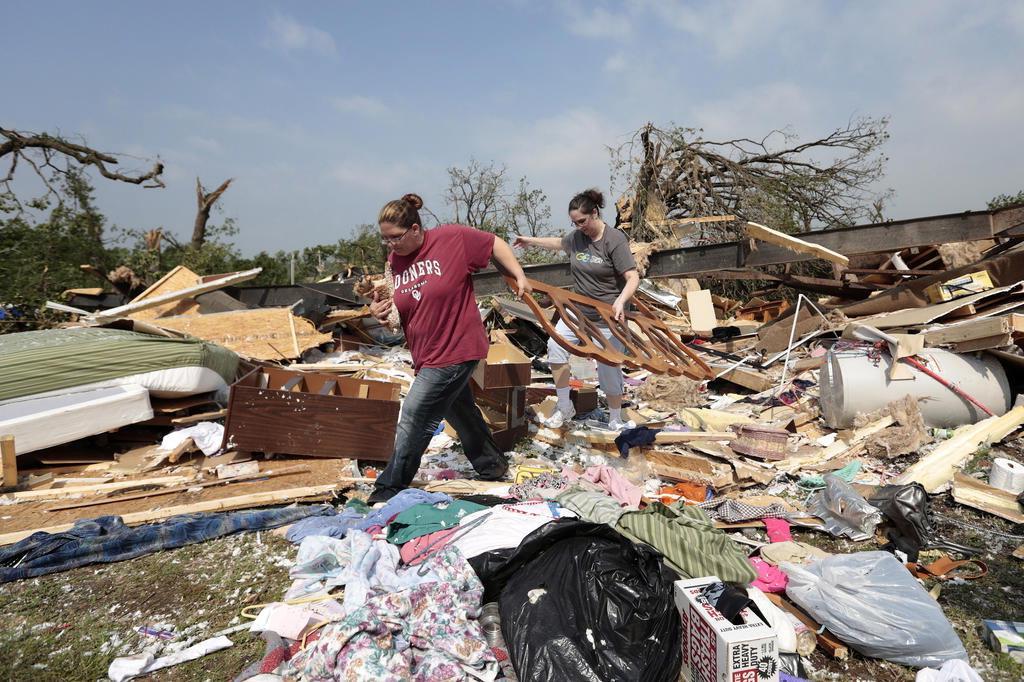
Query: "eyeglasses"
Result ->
[[380, 229, 411, 246]]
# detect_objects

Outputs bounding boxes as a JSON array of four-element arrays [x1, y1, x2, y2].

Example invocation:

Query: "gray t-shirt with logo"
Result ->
[[561, 227, 637, 319]]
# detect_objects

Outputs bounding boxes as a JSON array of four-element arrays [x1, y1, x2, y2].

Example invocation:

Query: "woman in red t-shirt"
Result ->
[[366, 193, 530, 504]]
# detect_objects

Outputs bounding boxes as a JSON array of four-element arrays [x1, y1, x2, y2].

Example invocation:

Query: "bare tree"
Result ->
[[1, 127, 164, 212], [445, 159, 509, 236], [611, 117, 892, 243], [509, 177, 553, 238], [192, 177, 233, 248]]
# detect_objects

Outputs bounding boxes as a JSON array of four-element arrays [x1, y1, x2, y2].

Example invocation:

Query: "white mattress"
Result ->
[[0, 384, 154, 456], [0, 366, 228, 403]]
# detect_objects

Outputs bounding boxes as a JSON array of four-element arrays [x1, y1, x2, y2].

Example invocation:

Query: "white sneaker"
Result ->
[[545, 404, 576, 429], [607, 418, 635, 431]]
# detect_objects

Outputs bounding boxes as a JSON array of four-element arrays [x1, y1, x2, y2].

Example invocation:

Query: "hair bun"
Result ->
[[583, 188, 604, 209], [401, 193, 424, 210]]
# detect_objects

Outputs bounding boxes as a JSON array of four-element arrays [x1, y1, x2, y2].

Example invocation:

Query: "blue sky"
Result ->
[[4, 1, 1023, 254]]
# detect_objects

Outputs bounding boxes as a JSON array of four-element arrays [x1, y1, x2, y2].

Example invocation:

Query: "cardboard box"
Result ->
[[675, 577, 780, 682], [471, 341, 532, 389], [924, 270, 993, 303]]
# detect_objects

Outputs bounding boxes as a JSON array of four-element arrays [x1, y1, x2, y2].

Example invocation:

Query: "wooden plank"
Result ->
[[0, 483, 341, 546], [922, 316, 1012, 346], [686, 290, 717, 333], [709, 364, 775, 392], [91, 267, 261, 322], [151, 307, 332, 361], [1, 474, 195, 502], [896, 402, 1024, 492], [642, 449, 733, 488], [170, 409, 228, 425], [1, 436, 17, 489], [951, 472, 1024, 523], [745, 222, 850, 266], [46, 465, 312, 511]]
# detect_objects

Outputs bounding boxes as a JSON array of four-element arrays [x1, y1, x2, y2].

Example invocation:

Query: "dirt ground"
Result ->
[[1, 483, 1022, 681]]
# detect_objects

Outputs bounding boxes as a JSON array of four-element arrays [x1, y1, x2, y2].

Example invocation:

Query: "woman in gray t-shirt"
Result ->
[[514, 188, 640, 429]]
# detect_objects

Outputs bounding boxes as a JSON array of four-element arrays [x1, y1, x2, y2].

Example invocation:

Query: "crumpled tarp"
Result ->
[[0, 505, 332, 582]]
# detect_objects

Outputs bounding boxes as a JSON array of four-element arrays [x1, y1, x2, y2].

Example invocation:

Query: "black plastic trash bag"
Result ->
[[470, 519, 681, 682]]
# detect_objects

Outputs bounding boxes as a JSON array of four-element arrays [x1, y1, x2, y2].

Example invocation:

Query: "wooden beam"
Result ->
[[470, 207, 1023, 295], [1, 436, 16, 489], [0, 483, 341, 546], [1, 474, 194, 503], [45, 465, 312, 511], [745, 222, 850, 266]]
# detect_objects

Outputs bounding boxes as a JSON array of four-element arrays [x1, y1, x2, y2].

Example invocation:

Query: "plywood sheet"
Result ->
[[687, 290, 717, 333], [153, 307, 332, 360], [128, 265, 202, 320]]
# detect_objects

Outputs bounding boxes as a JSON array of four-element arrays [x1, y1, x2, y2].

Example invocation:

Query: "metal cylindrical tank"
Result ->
[[819, 347, 1011, 428]]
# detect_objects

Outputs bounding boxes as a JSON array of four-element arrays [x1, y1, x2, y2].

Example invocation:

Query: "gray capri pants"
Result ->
[[547, 317, 625, 397]]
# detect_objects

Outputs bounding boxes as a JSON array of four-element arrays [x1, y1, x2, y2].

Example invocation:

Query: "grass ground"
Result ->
[[0, 496, 1021, 681]]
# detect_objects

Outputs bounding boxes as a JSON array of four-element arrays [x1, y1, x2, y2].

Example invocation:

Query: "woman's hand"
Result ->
[[512, 235, 530, 249], [612, 298, 625, 322], [513, 274, 532, 298], [369, 290, 393, 323]]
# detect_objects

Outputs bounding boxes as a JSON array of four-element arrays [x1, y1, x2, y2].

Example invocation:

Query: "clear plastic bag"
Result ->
[[782, 551, 968, 668]]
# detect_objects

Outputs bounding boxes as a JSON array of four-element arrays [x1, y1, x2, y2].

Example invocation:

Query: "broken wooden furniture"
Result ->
[[469, 337, 532, 450], [512, 277, 713, 379], [222, 367, 401, 461]]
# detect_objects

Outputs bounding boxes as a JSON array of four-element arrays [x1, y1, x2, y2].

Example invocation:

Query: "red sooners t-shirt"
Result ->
[[390, 224, 495, 370]]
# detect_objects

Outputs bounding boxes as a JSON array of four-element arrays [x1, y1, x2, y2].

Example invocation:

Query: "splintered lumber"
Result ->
[[951, 472, 1024, 523], [0, 483, 342, 546], [91, 267, 262, 322], [895, 400, 1024, 493], [1, 436, 16, 489], [642, 450, 734, 488], [709, 363, 775, 392], [152, 308, 332, 360], [744, 222, 850, 266], [45, 465, 312, 511], [774, 415, 894, 474], [922, 314, 1024, 351], [1, 474, 195, 503]]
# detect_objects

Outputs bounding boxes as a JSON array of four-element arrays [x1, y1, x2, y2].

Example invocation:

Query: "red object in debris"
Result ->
[[364, 467, 379, 479]]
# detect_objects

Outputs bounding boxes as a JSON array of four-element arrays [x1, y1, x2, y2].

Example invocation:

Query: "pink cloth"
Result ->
[[763, 517, 792, 543], [749, 557, 788, 593], [561, 465, 642, 508], [399, 527, 460, 565]]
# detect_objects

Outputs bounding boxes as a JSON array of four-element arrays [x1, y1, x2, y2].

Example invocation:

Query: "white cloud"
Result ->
[[328, 158, 433, 194], [604, 52, 627, 73], [264, 13, 336, 56], [186, 135, 224, 155], [330, 95, 390, 116], [688, 82, 816, 141], [561, 1, 632, 40]]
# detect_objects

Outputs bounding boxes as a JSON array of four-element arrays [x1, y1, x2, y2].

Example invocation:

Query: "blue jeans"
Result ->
[[372, 360, 507, 499]]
